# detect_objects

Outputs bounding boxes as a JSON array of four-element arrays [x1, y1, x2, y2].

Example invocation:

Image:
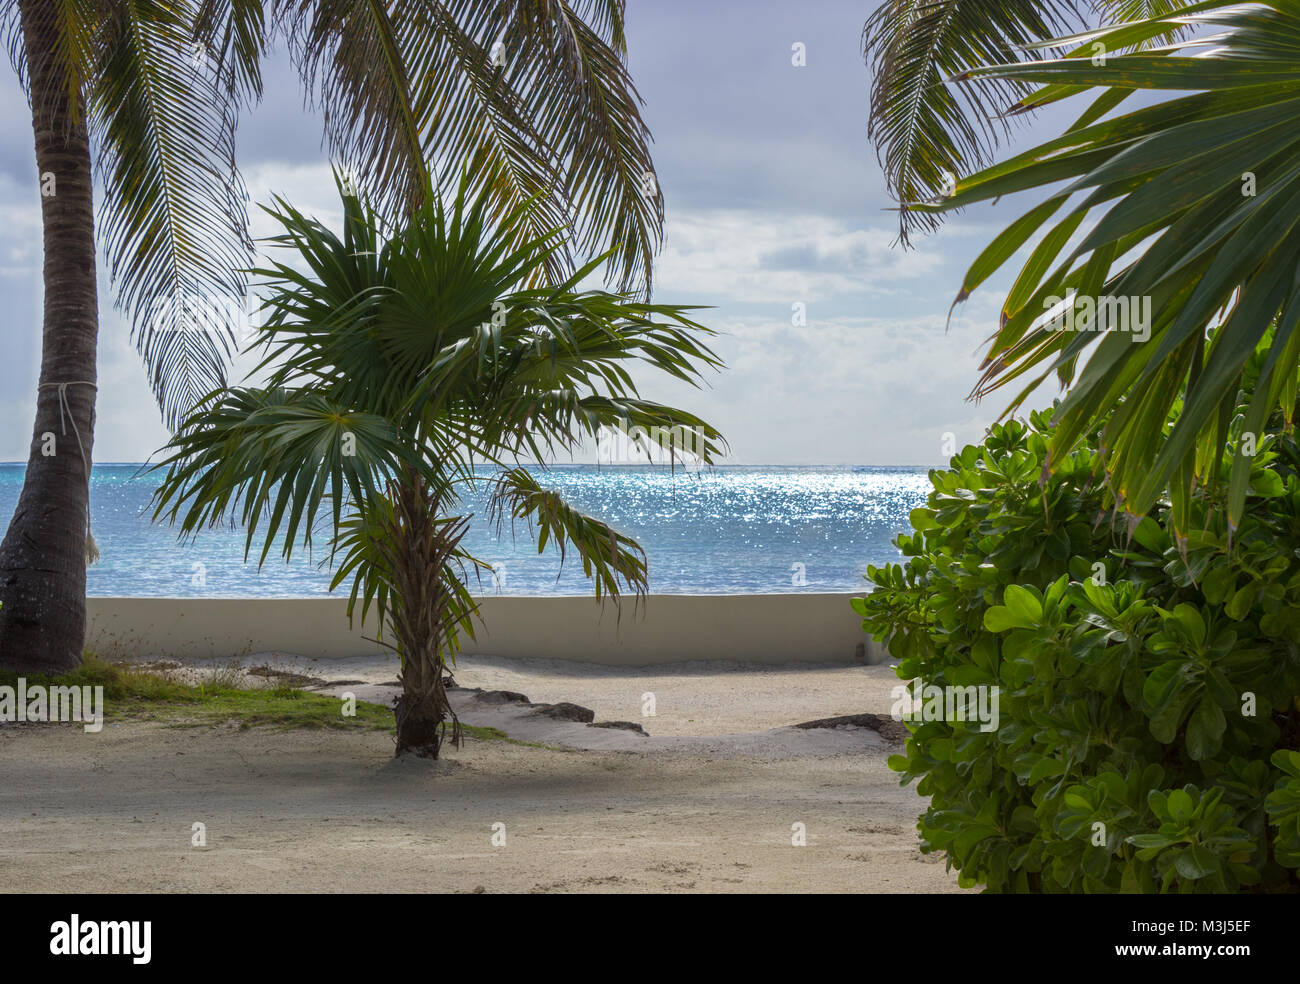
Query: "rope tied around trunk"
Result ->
[[37, 379, 99, 565]]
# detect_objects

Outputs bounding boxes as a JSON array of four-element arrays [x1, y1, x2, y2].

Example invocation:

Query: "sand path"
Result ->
[[0, 655, 963, 893]]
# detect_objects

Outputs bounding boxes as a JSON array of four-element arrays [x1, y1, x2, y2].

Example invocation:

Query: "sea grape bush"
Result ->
[[855, 398, 1300, 893]]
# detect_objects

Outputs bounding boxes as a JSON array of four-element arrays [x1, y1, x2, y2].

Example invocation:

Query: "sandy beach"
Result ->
[[0, 654, 963, 893]]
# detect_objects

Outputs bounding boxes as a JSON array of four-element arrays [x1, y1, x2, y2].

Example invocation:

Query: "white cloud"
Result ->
[[655, 208, 945, 302], [672, 306, 1056, 465]]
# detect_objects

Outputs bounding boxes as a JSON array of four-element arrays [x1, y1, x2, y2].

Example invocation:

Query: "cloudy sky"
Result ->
[[0, 0, 1083, 466]]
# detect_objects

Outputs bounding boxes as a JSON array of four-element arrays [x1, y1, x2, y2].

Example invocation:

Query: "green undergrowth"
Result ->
[[0, 654, 509, 741]]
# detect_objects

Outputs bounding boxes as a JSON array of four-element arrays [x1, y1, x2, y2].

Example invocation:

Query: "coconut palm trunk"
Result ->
[[0, 0, 99, 672], [385, 469, 468, 756]]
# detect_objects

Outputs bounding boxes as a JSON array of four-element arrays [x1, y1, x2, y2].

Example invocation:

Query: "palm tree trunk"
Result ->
[[387, 471, 465, 756], [0, 1, 99, 672]]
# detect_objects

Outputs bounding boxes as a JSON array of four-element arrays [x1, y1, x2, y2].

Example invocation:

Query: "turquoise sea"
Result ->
[[0, 464, 931, 597]]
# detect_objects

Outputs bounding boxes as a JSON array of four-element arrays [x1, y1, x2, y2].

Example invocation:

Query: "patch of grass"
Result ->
[[0, 655, 508, 741], [161, 687, 398, 732]]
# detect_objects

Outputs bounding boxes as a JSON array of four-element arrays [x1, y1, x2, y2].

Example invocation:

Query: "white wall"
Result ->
[[85, 594, 884, 666]]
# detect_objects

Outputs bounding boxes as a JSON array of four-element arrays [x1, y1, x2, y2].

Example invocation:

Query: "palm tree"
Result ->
[[149, 170, 725, 756], [910, 1, 1300, 541], [0, 0, 664, 672]]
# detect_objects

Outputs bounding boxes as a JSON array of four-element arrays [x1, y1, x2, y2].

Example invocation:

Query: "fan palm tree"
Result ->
[[0, 0, 664, 672], [149, 169, 725, 757], [913, 1, 1300, 541]]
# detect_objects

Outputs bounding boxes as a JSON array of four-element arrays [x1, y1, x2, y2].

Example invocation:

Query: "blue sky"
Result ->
[[0, 0, 1082, 466]]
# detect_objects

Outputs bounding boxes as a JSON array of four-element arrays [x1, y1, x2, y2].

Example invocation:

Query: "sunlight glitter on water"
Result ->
[[0, 464, 933, 597]]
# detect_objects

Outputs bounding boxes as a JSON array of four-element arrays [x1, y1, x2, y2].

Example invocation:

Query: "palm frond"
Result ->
[[1095, 0, 1193, 36], [149, 385, 421, 567], [285, 0, 660, 293], [90, 0, 252, 427], [489, 466, 648, 603], [864, 0, 1090, 244], [13, 0, 666, 436], [194, 0, 270, 107], [497, 0, 661, 291], [283, 0, 570, 278], [4, 0, 108, 125], [250, 166, 568, 421], [929, 0, 1300, 532]]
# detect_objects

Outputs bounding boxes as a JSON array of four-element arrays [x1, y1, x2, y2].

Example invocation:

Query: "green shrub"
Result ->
[[856, 392, 1300, 892]]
